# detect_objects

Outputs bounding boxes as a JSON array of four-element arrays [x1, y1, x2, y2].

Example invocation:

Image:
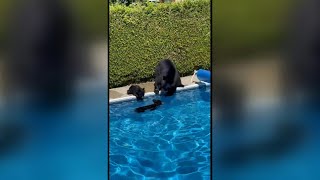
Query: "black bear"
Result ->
[[135, 99, 162, 113], [127, 85, 145, 100], [154, 59, 184, 96]]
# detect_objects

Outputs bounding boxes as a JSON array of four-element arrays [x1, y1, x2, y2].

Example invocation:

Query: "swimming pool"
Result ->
[[109, 86, 211, 179], [0, 82, 108, 180]]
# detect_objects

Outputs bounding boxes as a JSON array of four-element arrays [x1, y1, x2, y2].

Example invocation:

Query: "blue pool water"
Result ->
[[214, 106, 320, 180], [109, 86, 211, 180], [0, 84, 107, 180]]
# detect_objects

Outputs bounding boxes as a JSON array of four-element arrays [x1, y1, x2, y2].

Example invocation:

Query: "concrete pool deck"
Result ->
[[109, 75, 201, 100]]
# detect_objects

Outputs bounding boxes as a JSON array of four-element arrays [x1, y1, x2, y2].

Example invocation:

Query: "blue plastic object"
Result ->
[[197, 69, 211, 83]]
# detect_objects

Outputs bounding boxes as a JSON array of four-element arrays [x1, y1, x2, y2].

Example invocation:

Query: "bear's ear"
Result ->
[[163, 76, 167, 80], [142, 88, 145, 91]]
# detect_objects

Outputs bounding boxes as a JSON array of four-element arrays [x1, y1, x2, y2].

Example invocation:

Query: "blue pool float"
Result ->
[[191, 69, 211, 83]]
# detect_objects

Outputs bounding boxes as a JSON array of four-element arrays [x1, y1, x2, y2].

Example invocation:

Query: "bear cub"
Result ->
[[135, 99, 162, 113], [127, 85, 145, 101]]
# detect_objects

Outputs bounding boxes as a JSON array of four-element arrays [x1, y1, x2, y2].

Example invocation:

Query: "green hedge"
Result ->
[[109, 0, 211, 88], [216, 0, 291, 59]]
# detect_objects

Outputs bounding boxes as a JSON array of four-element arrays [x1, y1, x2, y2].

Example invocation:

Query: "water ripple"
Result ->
[[110, 88, 211, 179]]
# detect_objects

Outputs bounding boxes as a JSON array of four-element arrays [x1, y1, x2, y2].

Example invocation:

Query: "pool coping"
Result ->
[[109, 81, 210, 104]]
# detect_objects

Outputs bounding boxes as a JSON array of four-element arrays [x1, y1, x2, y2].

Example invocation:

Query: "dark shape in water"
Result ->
[[135, 99, 162, 113]]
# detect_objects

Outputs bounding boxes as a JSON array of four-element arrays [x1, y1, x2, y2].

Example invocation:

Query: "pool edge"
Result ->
[[109, 82, 210, 104]]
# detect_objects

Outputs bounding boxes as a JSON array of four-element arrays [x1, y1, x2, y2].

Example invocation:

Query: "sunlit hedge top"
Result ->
[[109, 0, 211, 88]]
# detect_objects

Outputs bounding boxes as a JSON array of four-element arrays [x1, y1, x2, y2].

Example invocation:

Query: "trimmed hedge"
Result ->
[[109, 0, 211, 88], [216, 0, 291, 59]]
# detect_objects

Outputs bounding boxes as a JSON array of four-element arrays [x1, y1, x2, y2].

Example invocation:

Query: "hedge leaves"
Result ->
[[109, 0, 210, 88]]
